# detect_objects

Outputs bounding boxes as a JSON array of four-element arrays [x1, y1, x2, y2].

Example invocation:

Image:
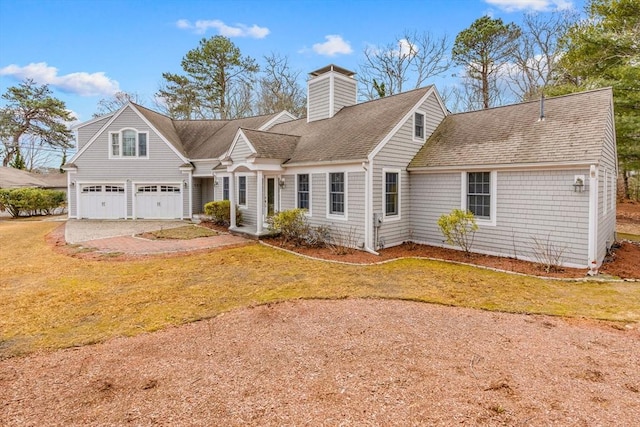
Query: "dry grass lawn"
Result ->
[[1, 220, 639, 359]]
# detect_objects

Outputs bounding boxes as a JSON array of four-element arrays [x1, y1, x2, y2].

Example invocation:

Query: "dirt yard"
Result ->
[[1, 299, 638, 426]]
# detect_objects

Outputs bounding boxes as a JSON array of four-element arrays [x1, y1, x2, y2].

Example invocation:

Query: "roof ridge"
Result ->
[[448, 87, 612, 117], [240, 127, 301, 138]]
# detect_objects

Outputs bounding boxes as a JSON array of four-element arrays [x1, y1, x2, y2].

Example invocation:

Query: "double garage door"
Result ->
[[79, 183, 182, 219]]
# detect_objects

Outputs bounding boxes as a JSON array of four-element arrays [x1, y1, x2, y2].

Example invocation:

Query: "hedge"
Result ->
[[0, 187, 66, 217]]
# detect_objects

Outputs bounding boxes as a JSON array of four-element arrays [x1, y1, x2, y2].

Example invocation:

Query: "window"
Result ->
[[329, 172, 345, 215], [414, 112, 424, 139], [297, 174, 310, 210], [160, 185, 180, 193], [467, 172, 491, 218], [238, 176, 247, 206], [385, 172, 399, 216], [111, 134, 120, 156], [109, 129, 148, 158], [105, 185, 124, 193], [222, 177, 229, 201]]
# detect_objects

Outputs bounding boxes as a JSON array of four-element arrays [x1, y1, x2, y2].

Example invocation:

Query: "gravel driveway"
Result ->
[[64, 219, 192, 243]]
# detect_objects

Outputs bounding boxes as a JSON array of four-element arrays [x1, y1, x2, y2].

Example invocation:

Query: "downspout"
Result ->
[[587, 164, 599, 275], [363, 159, 379, 255]]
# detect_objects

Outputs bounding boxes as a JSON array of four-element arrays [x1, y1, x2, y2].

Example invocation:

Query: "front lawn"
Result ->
[[1, 220, 638, 359]]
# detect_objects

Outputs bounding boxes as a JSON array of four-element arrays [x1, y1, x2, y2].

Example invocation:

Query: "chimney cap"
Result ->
[[309, 64, 356, 78]]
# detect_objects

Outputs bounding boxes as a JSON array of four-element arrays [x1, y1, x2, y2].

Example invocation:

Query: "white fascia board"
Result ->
[[223, 129, 258, 160], [259, 111, 298, 130], [68, 103, 190, 165], [283, 158, 367, 168], [68, 106, 129, 162], [71, 112, 115, 130], [228, 162, 283, 172], [408, 160, 598, 173], [368, 87, 438, 161]]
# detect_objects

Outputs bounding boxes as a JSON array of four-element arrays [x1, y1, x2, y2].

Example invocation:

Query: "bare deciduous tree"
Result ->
[[506, 11, 577, 101], [94, 91, 145, 117], [256, 53, 306, 117], [358, 30, 451, 100]]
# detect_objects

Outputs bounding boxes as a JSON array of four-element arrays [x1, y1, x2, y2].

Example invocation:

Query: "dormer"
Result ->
[[306, 64, 357, 123]]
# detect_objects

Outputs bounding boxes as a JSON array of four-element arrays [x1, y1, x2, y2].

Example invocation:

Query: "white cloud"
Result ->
[[176, 19, 270, 38], [312, 35, 353, 56], [0, 62, 119, 96], [484, 0, 573, 12]]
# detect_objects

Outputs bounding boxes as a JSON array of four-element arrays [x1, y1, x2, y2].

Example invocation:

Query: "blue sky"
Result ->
[[1, 0, 584, 126]]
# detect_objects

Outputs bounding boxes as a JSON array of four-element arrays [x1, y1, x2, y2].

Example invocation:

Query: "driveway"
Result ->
[[65, 219, 190, 244]]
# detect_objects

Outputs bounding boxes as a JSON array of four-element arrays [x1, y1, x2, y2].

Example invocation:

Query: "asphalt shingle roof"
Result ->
[[133, 103, 281, 160], [409, 88, 613, 169], [241, 129, 300, 159], [270, 87, 431, 164]]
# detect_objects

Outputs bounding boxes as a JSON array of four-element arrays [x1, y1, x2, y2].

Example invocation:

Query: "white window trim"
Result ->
[[413, 110, 426, 142], [296, 173, 312, 216], [382, 168, 401, 221], [237, 174, 248, 209], [461, 170, 497, 227], [326, 172, 348, 221], [108, 128, 149, 159]]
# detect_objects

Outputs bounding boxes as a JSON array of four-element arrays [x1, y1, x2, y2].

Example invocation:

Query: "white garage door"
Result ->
[[79, 184, 126, 219], [135, 184, 182, 219]]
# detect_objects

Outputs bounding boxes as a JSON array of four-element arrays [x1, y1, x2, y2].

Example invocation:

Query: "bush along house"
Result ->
[[64, 64, 617, 274]]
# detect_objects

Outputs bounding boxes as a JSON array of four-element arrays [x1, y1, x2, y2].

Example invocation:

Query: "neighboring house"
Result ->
[[0, 166, 49, 189], [64, 64, 617, 273]]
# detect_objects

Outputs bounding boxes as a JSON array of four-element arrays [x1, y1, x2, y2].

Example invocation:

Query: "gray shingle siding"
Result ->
[[410, 170, 591, 267], [76, 116, 111, 151], [230, 136, 252, 162], [596, 105, 617, 263], [71, 106, 188, 218], [373, 92, 446, 247], [332, 77, 357, 116], [307, 78, 331, 122], [238, 175, 257, 227], [280, 174, 295, 209]]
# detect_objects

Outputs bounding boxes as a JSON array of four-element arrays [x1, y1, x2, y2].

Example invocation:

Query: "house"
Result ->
[[64, 64, 617, 273], [0, 166, 50, 189]]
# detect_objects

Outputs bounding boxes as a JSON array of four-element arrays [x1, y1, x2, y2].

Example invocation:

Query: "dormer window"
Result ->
[[110, 129, 148, 158], [414, 112, 425, 140]]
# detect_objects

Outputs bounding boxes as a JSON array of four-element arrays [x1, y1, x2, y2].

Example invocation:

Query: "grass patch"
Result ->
[[139, 225, 218, 240], [1, 220, 639, 359], [617, 232, 640, 243]]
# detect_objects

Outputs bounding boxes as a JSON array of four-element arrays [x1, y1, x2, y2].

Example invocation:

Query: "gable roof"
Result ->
[[0, 167, 48, 188], [269, 86, 432, 164], [409, 88, 613, 170], [241, 129, 300, 160], [133, 104, 282, 160]]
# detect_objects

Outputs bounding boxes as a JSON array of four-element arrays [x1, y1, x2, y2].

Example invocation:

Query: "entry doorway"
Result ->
[[264, 177, 278, 226]]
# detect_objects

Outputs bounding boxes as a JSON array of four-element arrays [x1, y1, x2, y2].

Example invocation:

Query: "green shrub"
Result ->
[[437, 209, 478, 255], [203, 200, 242, 226], [0, 187, 66, 217], [267, 208, 309, 245]]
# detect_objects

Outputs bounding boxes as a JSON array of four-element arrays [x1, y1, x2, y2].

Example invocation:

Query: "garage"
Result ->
[[79, 184, 126, 219], [135, 184, 182, 219]]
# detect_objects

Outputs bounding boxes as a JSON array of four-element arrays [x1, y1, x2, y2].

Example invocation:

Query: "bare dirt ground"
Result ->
[[2, 299, 638, 426]]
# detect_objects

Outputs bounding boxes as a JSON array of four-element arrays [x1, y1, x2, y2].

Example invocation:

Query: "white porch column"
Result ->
[[230, 172, 237, 229], [256, 170, 264, 234]]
